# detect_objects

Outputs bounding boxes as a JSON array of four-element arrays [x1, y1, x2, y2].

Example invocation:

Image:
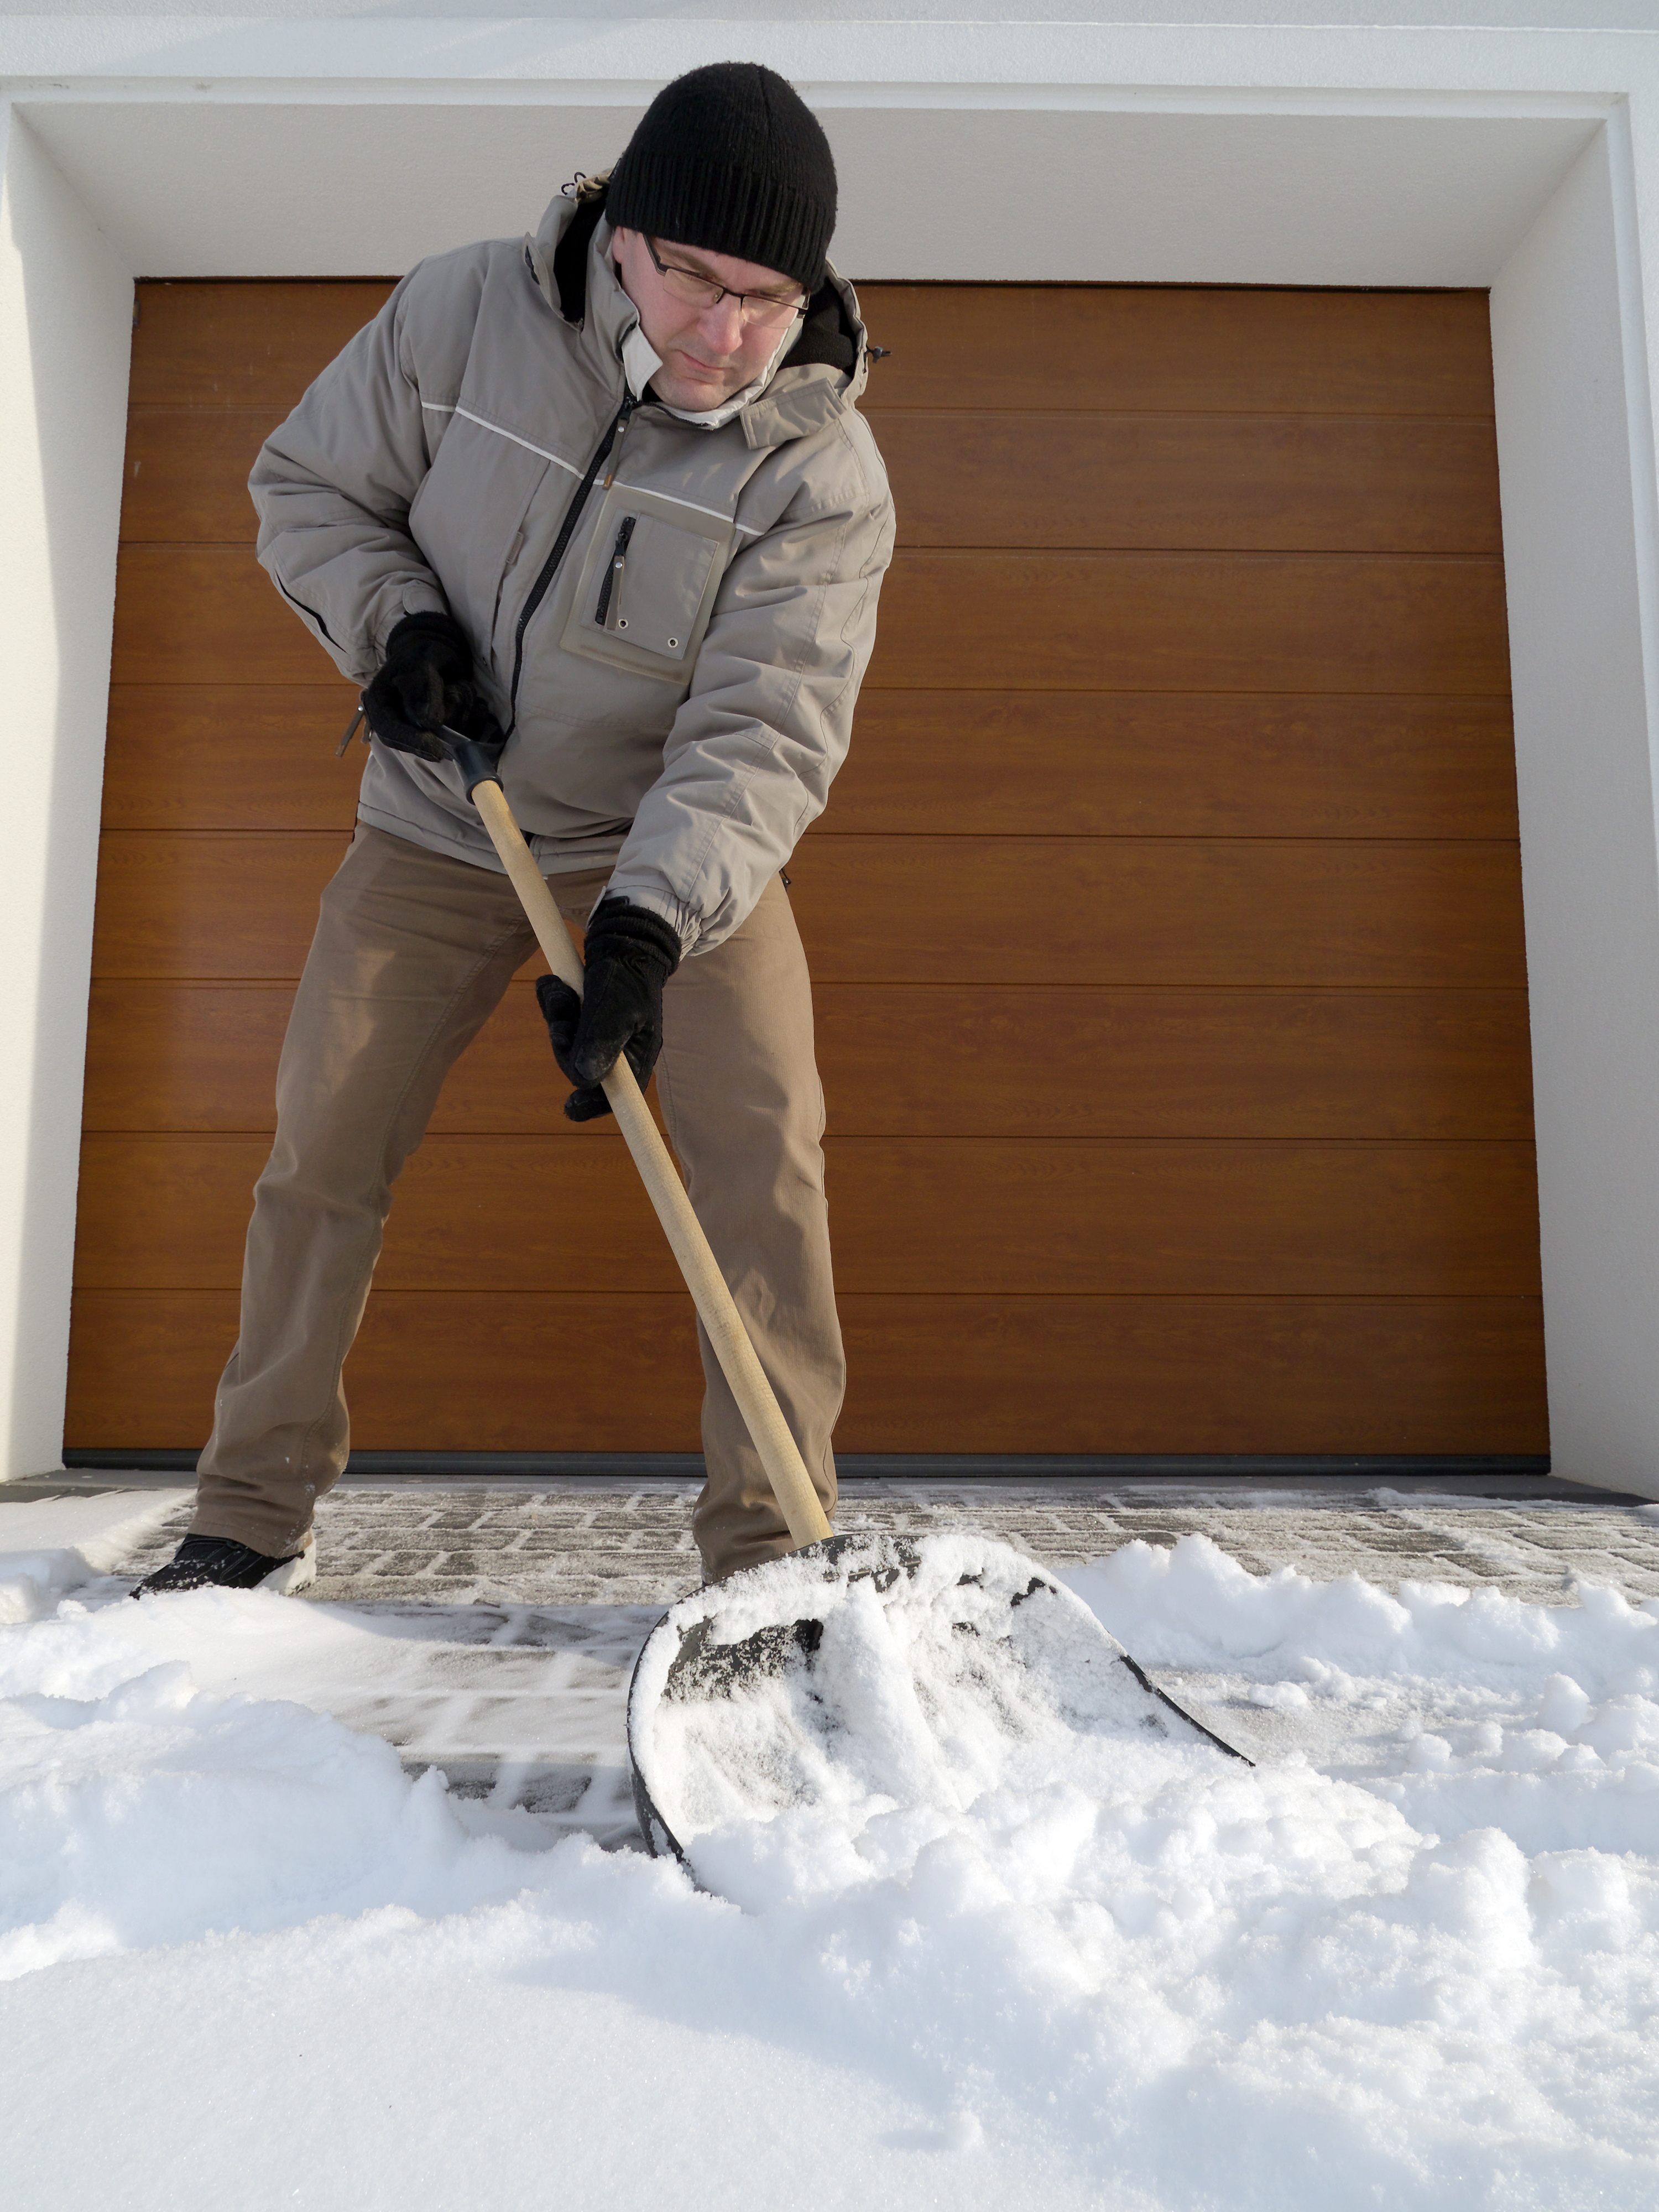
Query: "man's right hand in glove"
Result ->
[[361, 611, 474, 762], [535, 897, 683, 1123]]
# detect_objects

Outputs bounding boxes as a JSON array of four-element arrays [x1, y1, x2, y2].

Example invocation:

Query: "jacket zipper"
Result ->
[[507, 392, 636, 719], [593, 514, 637, 630]]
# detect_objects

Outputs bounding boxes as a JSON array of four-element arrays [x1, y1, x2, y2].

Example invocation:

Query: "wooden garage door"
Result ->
[[66, 280, 1546, 1458]]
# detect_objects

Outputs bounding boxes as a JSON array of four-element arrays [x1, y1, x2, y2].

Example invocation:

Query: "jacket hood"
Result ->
[[528, 189, 869, 452]]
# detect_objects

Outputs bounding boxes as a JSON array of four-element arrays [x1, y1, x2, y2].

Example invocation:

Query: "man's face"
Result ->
[[611, 226, 802, 411]]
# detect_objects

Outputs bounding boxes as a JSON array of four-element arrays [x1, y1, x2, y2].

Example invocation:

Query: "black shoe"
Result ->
[[133, 1533, 317, 1599]]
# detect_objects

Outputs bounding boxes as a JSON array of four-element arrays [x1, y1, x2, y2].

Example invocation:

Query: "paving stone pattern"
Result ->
[[294, 1481, 1659, 1610], [103, 1479, 1659, 1851]]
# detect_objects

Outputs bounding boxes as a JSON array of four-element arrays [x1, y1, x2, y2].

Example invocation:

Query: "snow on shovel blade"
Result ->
[[627, 1531, 1248, 1872]]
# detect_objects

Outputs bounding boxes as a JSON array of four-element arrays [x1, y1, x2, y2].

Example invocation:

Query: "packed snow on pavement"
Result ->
[[3, 1490, 1658, 2210]]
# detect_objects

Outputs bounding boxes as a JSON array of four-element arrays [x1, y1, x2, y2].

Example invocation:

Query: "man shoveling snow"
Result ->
[[138, 62, 893, 1600]]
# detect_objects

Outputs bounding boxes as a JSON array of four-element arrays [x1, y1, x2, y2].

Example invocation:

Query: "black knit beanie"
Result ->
[[606, 62, 837, 295]]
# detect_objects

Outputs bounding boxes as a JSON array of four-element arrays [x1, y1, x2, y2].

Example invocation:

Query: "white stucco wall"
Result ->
[[0, 107, 131, 1475], [1493, 126, 1659, 1498], [1, 9, 1658, 1484]]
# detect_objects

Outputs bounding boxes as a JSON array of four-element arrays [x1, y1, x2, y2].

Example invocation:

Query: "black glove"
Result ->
[[535, 897, 682, 1123], [362, 612, 474, 763]]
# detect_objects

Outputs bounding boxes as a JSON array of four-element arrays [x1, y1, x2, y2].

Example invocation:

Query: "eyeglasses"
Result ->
[[645, 238, 806, 328]]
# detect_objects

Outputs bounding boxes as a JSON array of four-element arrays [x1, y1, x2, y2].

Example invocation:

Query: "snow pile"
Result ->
[[0, 1489, 187, 1624], [2, 1525, 1658, 2208], [0, 1621, 531, 1981], [1066, 1532, 1659, 1855]]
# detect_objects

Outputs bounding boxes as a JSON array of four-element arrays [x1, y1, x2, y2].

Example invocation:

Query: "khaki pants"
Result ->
[[193, 825, 842, 1580]]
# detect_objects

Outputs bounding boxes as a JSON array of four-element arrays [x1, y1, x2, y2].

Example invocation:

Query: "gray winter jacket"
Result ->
[[249, 192, 895, 952]]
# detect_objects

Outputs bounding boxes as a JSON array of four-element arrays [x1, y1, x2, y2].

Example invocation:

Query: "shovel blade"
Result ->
[[627, 1531, 1246, 1871]]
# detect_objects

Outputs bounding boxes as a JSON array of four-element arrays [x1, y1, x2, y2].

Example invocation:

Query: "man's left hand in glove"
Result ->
[[535, 896, 683, 1123]]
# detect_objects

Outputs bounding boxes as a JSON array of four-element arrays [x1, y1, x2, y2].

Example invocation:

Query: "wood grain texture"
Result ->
[[102, 688, 363, 832], [121, 408, 275, 544], [110, 542, 1513, 696], [123, 403, 1503, 557], [81, 982, 1536, 1142], [63, 1289, 1547, 1454], [106, 686, 1520, 839], [88, 831, 1528, 988], [877, 411, 1502, 554], [127, 281, 394, 411], [833, 1295, 1548, 1454], [73, 1133, 1542, 1298], [821, 1139, 1541, 1298], [62, 1288, 707, 1452], [789, 837, 1528, 989], [812, 988, 1536, 1142], [833, 692, 1519, 839], [110, 545, 325, 688], [856, 286, 1496, 418], [128, 281, 1495, 424], [867, 551, 1511, 693], [90, 833, 347, 979]]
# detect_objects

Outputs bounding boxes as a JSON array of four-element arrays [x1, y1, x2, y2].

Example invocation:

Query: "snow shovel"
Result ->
[[442, 731, 1248, 1879]]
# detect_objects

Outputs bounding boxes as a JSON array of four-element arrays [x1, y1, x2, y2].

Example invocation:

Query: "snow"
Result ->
[[0, 1487, 190, 1624], [631, 1531, 1233, 1893], [3, 1503, 1659, 2208]]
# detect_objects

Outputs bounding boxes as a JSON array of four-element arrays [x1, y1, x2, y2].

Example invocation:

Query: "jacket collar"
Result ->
[[528, 193, 643, 395], [740, 267, 869, 451], [529, 190, 867, 450]]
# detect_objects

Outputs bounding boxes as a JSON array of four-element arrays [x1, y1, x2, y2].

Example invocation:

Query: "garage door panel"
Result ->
[[816, 987, 1536, 1141], [106, 685, 1521, 842], [73, 1133, 1540, 1301], [791, 837, 1527, 987], [103, 687, 362, 832], [84, 978, 547, 1135], [857, 286, 1495, 418], [834, 692, 1519, 838], [64, 1288, 1545, 1457], [92, 830, 1526, 988], [826, 1138, 1541, 1296], [114, 542, 1513, 697], [121, 408, 277, 543], [872, 550, 1510, 693], [83, 980, 1535, 1144], [82, 984, 292, 1134], [112, 545, 327, 688], [91, 831, 345, 979], [834, 1295, 1546, 1454], [879, 412, 1501, 554], [343, 1293, 709, 1448], [64, 1288, 707, 1452], [67, 1290, 243, 1448], [127, 405, 1504, 557], [126, 281, 395, 411], [71, 1133, 670, 1295], [80, 976, 585, 1136]]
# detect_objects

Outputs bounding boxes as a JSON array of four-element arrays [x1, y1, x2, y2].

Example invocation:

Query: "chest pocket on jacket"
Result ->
[[562, 482, 734, 685]]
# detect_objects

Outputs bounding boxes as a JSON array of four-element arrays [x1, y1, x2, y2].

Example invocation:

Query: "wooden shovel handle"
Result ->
[[469, 774, 833, 1550]]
